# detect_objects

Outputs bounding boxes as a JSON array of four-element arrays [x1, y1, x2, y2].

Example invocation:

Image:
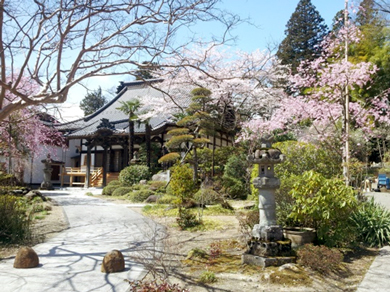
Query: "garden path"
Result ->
[[0, 188, 161, 292]]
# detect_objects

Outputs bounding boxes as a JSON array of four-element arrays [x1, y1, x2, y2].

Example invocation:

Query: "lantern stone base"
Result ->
[[242, 231, 295, 267], [242, 253, 295, 267]]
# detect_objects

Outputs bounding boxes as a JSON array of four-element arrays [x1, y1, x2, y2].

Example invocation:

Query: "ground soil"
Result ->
[[0, 195, 377, 291]]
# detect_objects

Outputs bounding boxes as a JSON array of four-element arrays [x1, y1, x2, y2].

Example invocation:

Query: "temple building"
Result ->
[[34, 79, 234, 188]]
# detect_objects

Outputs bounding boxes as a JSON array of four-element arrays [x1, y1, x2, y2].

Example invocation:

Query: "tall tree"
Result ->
[[276, 0, 328, 74], [117, 100, 141, 163], [0, 0, 241, 121], [79, 87, 107, 116]]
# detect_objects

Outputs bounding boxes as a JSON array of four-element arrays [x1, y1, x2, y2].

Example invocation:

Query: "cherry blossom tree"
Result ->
[[0, 0, 241, 121], [0, 78, 64, 179], [137, 45, 288, 142], [240, 20, 390, 183]]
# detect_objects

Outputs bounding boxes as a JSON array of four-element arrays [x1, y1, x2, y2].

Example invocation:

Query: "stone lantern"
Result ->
[[242, 140, 293, 267]]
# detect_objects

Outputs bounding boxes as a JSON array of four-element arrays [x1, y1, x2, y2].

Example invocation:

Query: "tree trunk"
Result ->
[[129, 120, 134, 162]]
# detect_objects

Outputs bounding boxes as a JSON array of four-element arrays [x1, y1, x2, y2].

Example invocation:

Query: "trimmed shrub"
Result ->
[[166, 163, 196, 204], [102, 185, 119, 196], [0, 195, 31, 244], [108, 180, 122, 186], [119, 165, 151, 186], [297, 244, 343, 274], [112, 187, 133, 197], [222, 154, 249, 199], [127, 189, 156, 203], [194, 188, 221, 205], [177, 207, 200, 229], [351, 198, 390, 247]]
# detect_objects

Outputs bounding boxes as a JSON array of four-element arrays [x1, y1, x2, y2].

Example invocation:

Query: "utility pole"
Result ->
[[343, 0, 350, 186]]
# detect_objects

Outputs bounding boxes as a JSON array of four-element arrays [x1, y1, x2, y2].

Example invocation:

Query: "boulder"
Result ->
[[101, 250, 125, 273], [13, 247, 39, 269], [145, 195, 160, 203], [25, 190, 47, 202], [151, 171, 169, 182]]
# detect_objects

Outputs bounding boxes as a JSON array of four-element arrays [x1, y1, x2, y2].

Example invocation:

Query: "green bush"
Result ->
[[108, 180, 122, 186], [351, 198, 390, 247], [0, 195, 31, 244], [177, 207, 200, 229], [119, 165, 151, 186], [167, 163, 196, 204], [112, 186, 133, 197], [222, 154, 249, 199], [194, 188, 221, 205], [297, 244, 343, 274], [273, 141, 342, 179], [0, 171, 17, 186], [127, 189, 156, 202], [102, 184, 119, 196], [289, 170, 358, 247], [131, 184, 150, 191]]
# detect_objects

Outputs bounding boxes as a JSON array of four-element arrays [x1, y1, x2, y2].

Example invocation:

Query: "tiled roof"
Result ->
[[57, 79, 189, 138]]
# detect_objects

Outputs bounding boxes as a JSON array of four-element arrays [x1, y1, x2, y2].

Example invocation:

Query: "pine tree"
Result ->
[[79, 87, 107, 116], [276, 0, 328, 74]]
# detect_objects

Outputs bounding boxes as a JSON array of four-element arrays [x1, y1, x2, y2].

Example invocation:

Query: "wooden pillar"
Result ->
[[123, 143, 128, 168], [103, 146, 108, 187], [85, 143, 92, 188]]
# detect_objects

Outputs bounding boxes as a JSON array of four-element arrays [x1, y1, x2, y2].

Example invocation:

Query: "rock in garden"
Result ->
[[101, 250, 125, 273], [25, 190, 47, 201], [13, 247, 39, 269], [145, 195, 160, 203]]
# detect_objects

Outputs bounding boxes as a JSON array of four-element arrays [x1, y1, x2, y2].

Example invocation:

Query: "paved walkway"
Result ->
[[0, 189, 163, 292], [357, 191, 390, 292]]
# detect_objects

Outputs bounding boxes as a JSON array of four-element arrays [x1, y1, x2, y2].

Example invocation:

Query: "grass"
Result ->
[[142, 204, 235, 217]]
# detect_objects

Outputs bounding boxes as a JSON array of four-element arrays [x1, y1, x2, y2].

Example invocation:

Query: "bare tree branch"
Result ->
[[0, 0, 241, 120]]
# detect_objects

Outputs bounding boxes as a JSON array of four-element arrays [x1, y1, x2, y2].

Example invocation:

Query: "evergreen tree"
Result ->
[[350, 0, 390, 99], [276, 0, 328, 74], [79, 87, 107, 116]]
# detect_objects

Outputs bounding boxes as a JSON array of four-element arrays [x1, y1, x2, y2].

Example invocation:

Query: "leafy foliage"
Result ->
[[194, 188, 221, 205], [289, 170, 358, 247], [112, 187, 133, 197], [351, 198, 390, 247], [102, 185, 119, 196], [167, 164, 196, 204], [222, 154, 249, 199], [0, 195, 31, 244], [176, 207, 201, 229], [297, 244, 343, 274], [119, 165, 151, 186], [127, 189, 157, 203]]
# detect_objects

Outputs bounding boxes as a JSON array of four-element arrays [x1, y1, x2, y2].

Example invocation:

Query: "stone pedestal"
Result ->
[[242, 142, 294, 267]]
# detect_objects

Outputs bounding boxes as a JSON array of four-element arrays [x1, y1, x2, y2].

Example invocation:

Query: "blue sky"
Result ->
[[214, 0, 346, 52], [61, 0, 348, 121]]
